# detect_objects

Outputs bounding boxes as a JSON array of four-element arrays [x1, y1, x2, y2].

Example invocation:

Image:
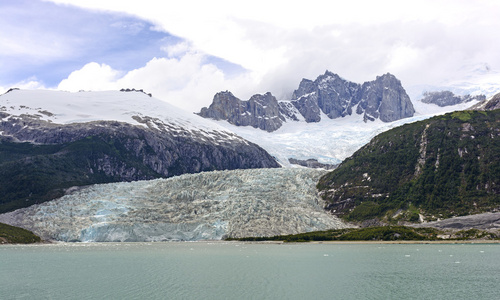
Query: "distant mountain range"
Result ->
[[198, 71, 415, 132]]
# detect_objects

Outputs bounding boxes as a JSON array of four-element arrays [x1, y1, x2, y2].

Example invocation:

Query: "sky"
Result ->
[[2, 0, 500, 112]]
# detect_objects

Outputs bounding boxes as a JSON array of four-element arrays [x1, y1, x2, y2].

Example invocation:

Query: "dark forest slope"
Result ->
[[317, 110, 500, 222]]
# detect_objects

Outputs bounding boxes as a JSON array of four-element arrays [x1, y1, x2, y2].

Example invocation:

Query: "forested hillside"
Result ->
[[317, 109, 500, 222]]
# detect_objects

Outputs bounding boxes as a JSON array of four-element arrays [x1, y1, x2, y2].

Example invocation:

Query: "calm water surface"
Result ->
[[1, 242, 499, 299]]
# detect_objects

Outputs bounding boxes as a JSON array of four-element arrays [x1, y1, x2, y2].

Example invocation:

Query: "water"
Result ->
[[1, 242, 499, 300]]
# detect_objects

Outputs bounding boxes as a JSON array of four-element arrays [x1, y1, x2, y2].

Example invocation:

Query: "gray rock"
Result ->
[[0, 114, 280, 178], [198, 91, 284, 132], [293, 71, 415, 123], [288, 158, 337, 170], [199, 71, 415, 131], [415, 212, 500, 230], [422, 90, 486, 107], [470, 92, 500, 111]]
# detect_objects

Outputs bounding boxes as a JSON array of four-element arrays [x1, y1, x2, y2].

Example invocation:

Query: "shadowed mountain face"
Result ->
[[198, 71, 415, 131], [421, 90, 485, 107], [470, 92, 500, 111]]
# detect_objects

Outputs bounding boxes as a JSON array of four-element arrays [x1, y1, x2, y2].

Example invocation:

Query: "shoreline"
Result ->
[[2, 237, 500, 246]]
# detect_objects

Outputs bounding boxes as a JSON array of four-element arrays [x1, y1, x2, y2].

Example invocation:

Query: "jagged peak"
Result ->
[[214, 90, 236, 97]]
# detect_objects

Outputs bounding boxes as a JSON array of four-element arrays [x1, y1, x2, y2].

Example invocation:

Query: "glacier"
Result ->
[[0, 168, 349, 242], [215, 98, 483, 166]]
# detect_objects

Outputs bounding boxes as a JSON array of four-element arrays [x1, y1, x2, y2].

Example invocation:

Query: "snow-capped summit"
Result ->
[[1, 88, 239, 135], [198, 71, 415, 133]]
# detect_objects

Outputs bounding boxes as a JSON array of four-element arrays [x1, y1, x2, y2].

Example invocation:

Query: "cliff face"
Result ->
[[421, 90, 486, 107], [199, 71, 415, 131], [292, 71, 415, 123], [198, 91, 285, 132], [0, 90, 279, 213], [470, 92, 500, 111]]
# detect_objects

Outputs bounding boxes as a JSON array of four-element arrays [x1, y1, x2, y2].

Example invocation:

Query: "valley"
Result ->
[[0, 71, 499, 243]]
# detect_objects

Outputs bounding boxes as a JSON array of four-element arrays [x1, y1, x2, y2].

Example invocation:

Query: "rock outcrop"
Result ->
[[470, 92, 500, 111], [199, 71, 415, 131], [198, 91, 285, 132], [292, 71, 415, 123], [421, 90, 485, 107], [288, 158, 337, 170]]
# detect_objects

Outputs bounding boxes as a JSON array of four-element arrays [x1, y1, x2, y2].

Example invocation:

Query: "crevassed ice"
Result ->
[[0, 168, 350, 242]]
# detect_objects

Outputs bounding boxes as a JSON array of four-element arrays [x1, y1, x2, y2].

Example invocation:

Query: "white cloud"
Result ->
[[55, 53, 258, 113], [46, 0, 500, 104], [58, 62, 121, 91], [1, 79, 46, 95]]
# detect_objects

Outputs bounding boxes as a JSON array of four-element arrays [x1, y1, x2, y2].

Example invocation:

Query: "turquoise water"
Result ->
[[1, 242, 499, 299]]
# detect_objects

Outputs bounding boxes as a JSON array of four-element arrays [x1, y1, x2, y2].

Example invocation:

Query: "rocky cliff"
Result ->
[[199, 71, 415, 131], [421, 90, 485, 107], [197, 91, 286, 132], [470, 92, 500, 111], [0, 89, 280, 213], [292, 71, 415, 123]]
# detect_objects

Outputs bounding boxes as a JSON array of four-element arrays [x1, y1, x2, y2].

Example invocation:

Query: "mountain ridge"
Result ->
[[0, 89, 279, 213], [317, 109, 500, 223], [198, 71, 415, 131]]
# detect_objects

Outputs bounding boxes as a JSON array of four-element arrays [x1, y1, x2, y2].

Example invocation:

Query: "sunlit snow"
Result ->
[[214, 99, 481, 166], [0, 89, 246, 143]]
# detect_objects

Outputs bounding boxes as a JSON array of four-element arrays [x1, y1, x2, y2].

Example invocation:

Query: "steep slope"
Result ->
[[317, 109, 500, 222], [0, 89, 279, 213], [292, 71, 415, 123], [470, 92, 500, 111], [198, 91, 284, 132], [0, 222, 41, 244], [0, 168, 348, 242], [199, 71, 415, 132]]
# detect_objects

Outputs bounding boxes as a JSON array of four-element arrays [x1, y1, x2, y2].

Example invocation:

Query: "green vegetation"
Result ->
[[227, 226, 500, 242], [318, 109, 500, 222], [0, 136, 161, 213], [227, 226, 442, 242], [0, 222, 41, 244]]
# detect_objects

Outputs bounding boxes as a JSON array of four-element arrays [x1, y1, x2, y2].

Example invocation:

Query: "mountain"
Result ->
[[420, 90, 485, 107], [0, 89, 279, 213], [198, 91, 286, 132], [291, 71, 415, 123], [199, 71, 415, 132], [0, 168, 348, 242], [470, 92, 500, 111], [317, 109, 500, 223]]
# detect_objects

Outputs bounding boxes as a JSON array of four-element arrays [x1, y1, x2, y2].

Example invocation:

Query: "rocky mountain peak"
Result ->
[[357, 72, 415, 122], [421, 90, 486, 107], [199, 71, 415, 131], [470, 92, 500, 111], [198, 91, 284, 132]]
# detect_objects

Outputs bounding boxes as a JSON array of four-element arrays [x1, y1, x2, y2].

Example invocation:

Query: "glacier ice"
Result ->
[[0, 168, 349, 242]]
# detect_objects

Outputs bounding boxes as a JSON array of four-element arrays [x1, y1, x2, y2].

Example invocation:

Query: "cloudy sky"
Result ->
[[2, 0, 500, 112]]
